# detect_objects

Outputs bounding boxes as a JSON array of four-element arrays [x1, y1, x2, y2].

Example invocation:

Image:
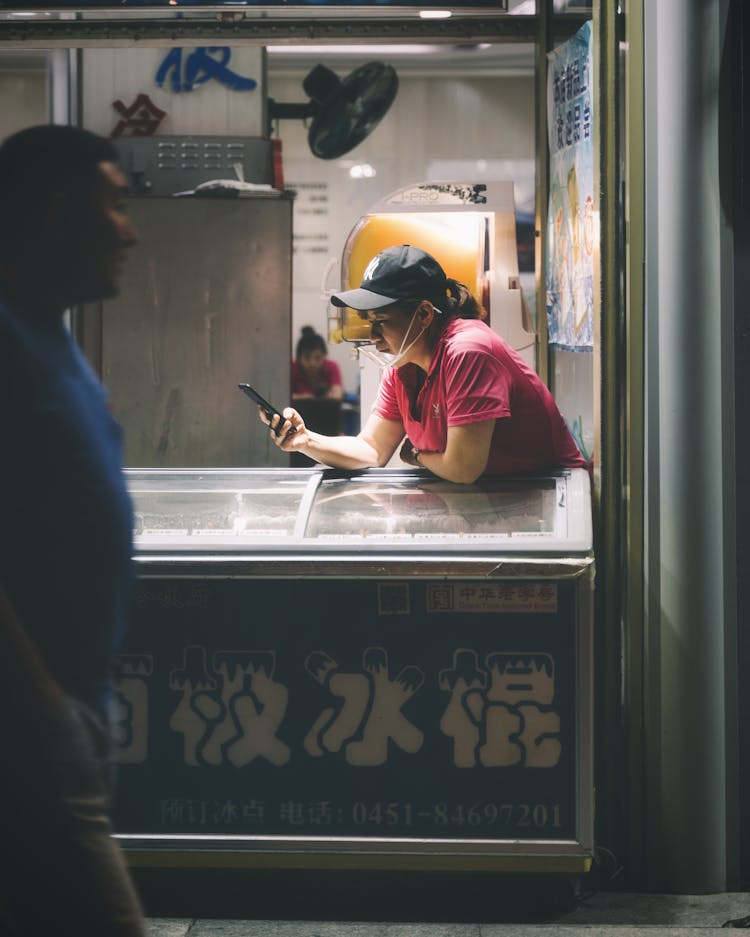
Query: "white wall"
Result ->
[[268, 70, 535, 396], [0, 67, 46, 141]]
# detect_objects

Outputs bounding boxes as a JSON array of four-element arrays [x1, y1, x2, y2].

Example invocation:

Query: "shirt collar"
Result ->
[[395, 318, 456, 391]]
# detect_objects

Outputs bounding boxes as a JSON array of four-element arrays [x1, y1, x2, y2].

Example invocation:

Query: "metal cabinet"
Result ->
[[84, 194, 293, 468]]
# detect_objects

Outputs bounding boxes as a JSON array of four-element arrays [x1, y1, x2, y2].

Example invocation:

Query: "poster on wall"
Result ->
[[546, 20, 594, 350]]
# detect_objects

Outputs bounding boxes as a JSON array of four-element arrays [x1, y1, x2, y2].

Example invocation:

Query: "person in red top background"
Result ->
[[262, 244, 588, 484], [291, 325, 343, 400]]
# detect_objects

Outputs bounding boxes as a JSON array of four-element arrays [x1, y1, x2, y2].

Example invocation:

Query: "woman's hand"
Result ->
[[258, 406, 309, 451]]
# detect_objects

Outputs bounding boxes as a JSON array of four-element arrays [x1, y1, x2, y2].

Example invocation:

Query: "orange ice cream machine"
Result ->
[[327, 181, 535, 423]]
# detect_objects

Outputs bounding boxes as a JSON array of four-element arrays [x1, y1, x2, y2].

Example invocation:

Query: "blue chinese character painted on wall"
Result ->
[[156, 47, 258, 93]]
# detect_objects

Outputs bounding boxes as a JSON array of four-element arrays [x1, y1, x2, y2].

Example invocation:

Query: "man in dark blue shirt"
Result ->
[[0, 125, 144, 937]]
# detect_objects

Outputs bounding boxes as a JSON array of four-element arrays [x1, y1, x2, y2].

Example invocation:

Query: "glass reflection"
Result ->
[[306, 476, 558, 540], [128, 471, 311, 540]]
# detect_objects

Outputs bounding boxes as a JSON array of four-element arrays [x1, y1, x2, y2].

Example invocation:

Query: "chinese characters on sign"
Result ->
[[546, 21, 594, 349], [167, 647, 290, 768], [304, 647, 424, 765], [156, 796, 563, 834], [108, 48, 259, 138], [155, 47, 258, 93], [439, 650, 560, 769], [114, 581, 561, 773], [113, 577, 576, 841], [427, 582, 558, 613], [111, 93, 166, 138]]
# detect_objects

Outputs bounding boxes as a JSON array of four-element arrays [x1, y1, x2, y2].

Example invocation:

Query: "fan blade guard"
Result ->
[[307, 62, 399, 160]]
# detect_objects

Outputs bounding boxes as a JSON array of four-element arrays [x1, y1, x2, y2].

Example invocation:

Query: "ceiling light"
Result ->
[[268, 44, 440, 56], [349, 163, 376, 179], [419, 9, 453, 18]]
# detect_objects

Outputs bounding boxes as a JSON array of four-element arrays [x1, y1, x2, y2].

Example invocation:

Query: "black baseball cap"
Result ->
[[330, 244, 448, 311]]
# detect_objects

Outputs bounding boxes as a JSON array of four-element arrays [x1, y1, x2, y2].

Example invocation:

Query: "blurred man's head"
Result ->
[[0, 124, 137, 307]]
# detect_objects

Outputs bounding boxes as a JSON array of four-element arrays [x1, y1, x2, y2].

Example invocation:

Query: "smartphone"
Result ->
[[238, 383, 296, 436]]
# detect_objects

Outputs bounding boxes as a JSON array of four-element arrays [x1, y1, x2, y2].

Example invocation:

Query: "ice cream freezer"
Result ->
[[114, 467, 594, 874]]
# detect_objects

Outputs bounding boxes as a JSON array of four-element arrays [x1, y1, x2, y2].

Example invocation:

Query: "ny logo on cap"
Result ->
[[363, 256, 381, 282]]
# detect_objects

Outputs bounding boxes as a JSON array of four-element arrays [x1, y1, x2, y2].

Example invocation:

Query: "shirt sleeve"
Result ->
[[442, 348, 512, 427], [371, 367, 403, 422]]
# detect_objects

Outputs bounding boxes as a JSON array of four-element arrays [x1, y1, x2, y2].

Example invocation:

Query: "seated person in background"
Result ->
[[261, 244, 589, 485], [291, 325, 343, 400]]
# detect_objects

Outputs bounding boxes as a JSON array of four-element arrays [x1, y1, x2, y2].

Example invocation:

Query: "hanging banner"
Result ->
[[546, 21, 594, 350]]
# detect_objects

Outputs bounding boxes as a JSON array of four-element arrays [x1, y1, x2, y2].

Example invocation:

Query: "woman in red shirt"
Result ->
[[262, 245, 588, 484], [291, 326, 343, 400]]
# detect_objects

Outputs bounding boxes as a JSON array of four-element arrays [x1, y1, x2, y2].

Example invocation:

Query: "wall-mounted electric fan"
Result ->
[[268, 61, 399, 159]]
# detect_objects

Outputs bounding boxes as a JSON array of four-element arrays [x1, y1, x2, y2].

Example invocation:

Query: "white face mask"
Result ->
[[360, 308, 426, 370]]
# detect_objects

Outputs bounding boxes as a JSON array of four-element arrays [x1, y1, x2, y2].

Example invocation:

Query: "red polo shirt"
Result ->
[[372, 318, 588, 475], [291, 358, 342, 397]]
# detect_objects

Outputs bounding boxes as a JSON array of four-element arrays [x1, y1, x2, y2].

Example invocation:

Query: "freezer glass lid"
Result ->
[[305, 474, 560, 542], [127, 470, 313, 544]]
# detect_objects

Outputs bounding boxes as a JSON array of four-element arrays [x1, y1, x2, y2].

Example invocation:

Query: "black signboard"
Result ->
[[113, 576, 580, 845]]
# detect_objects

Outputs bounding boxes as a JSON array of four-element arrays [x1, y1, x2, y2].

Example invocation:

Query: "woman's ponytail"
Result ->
[[443, 278, 486, 320]]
